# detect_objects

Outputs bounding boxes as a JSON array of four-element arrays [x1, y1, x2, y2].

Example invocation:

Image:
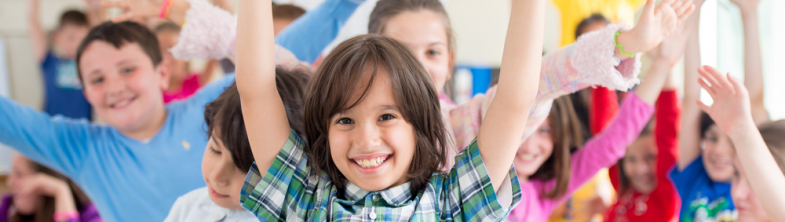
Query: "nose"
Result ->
[[354, 121, 382, 150], [208, 162, 232, 187], [732, 179, 751, 202], [105, 75, 127, 95]]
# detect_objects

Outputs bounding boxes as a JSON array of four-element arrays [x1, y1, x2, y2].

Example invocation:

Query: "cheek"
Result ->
[[328, 129, 352, 161]]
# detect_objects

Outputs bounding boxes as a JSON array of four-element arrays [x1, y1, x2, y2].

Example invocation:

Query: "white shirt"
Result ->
[[164, 187, 257, 222]]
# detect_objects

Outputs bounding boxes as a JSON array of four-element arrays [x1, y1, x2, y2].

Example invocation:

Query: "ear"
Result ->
[[157, 59, 172, 90]]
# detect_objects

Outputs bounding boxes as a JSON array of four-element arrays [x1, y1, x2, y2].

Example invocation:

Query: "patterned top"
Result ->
[[240, 132, 521, 221]]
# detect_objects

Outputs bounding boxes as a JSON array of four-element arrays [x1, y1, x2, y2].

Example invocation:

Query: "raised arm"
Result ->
[[730, 0, 768, 124], [27, 0, 47, 62], [678, 0, 704, 170], [236, 0, 291, 176], [696, 66, 785, 221], [477, 0, 545, 191]]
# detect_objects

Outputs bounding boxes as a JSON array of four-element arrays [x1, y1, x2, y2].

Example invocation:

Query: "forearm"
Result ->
[[27, 0, 47, 61], [477, 0, 544, 191], [54, 187, 78, 218], [740, 8, 767, 124], [634, 58, 671, 105], [730, 121, 785, 221]]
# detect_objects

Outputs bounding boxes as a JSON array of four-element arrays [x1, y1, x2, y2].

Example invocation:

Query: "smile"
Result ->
[[353, 155, 390, 168]]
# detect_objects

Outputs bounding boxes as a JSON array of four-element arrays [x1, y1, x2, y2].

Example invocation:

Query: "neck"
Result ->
[[118, 106, 168, 141]]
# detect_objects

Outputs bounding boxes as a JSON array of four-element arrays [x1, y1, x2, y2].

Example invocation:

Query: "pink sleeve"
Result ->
[[543, 92, 654, 207]]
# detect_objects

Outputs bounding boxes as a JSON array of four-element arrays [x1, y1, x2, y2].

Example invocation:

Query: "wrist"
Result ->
[[728, 116, 757, 138], [616, 30, 643, 54], [739, 6, 758, 17], [654, 55, 678, 68]]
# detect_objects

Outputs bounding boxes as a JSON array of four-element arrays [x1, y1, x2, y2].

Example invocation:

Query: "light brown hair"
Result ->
[[303, 34, 449, 196], [272, 4, 306, 21], [369, 0, 456, 52], [529, 95, 585, 199], [759, 120, 785, 175]]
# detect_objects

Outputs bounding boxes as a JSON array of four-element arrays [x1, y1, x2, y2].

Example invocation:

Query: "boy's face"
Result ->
[[78, 41, 170, 133], [54, 24, 89, 59], [202, 134, 246, 210]]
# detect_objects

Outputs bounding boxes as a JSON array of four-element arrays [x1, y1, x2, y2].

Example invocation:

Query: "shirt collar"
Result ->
[[343, 181, 413, 206]]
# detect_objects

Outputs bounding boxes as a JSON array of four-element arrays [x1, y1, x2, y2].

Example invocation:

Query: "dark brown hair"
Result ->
[[529, 95, 585, 199], [154, 21, 182, 34], [575, 13, 610, 40], [759, 120, 785, 175], [58, 10, 89, 29], [9, 161, 91, 222], [204, 67, 309, 172], [75, 21, 163, 82], [369, 0, 456, 52], [272, 4, 306, 21], [303, 34, 449, 196]]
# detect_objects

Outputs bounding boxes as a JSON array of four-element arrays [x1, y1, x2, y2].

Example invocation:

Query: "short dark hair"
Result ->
[[529, 95, 585, 199], [303, 35, 450, 196], [58, 10, 89, 29], [154, 21, 182, 34], [75, 21, 163, 82], [699, 112, 716, 139], [272, 4, 306, 21], [204, 67, 310, 172], [575, 13, 610, 40]]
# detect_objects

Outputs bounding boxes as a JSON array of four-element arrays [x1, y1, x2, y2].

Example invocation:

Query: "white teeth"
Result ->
[[355, 156, 387, 168], [520, 155, 535, 161], [112, 99, 131, 108]]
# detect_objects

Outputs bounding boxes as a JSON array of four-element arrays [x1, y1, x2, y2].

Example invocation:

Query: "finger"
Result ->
[[699, 77, 717, 95], [644, 0, 658, 14], [698, 65, 722, 89], [697, 100, 712, 114], [101, 0, 128, 9], [726, 73, 746, 96], [675, 0, 695, 19], [670, 0, 687, 14], [677, 5, 696, 24]]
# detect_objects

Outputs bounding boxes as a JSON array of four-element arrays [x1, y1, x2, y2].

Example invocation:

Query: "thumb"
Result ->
[[644, 0, 657, 14], [726, 73, 747, 96]]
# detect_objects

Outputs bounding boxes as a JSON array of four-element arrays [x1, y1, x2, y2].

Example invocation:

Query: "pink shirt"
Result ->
[[164, 74, 201, 104], [506, 92, 653, 222]]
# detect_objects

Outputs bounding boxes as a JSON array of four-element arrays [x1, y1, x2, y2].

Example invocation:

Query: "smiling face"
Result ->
[[79, 41, 169, 136], [623, 135, 657, 194], [202, 134, 247, 210], [514, 118, 554, 178], [381, 10, 453, 93], [328, 69, 416, 191], [731, 159, 770, 222], [6, 154, 39, 215], [702, 125, 736, 182]]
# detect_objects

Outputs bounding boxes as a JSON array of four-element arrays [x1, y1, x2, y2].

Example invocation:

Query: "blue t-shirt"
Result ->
[[0, 75, 234, 222], [40, 51, 91, 120], [670, 156, 737, 222]]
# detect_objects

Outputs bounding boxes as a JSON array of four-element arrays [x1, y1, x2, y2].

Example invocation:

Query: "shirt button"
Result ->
[[369, 212, 377, 220], [372, 194, 380, 202]]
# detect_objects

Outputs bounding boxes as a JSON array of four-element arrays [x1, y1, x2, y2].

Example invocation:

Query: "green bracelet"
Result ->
[[614, 31, 635, 58]]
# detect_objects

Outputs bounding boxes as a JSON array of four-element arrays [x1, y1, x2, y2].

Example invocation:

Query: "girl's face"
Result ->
[[202, 135, 247, 210], [731, 159, 770, 222], [702, 125, 736, 182], [622, 135, 657, 194], [329, 70, 416, 191], [382, 10, 453, 93], [6, 154, 39, 214], [514, 118, 554, 178]]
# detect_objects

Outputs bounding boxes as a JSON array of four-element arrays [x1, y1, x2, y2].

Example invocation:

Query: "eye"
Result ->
[[209, 146, 221, 154], [427, 49, 440, 56], [379, 114, 395, 121], [121, 67, 136, 75], [90, 77, 104, 85], [337, 118, 354, 125]]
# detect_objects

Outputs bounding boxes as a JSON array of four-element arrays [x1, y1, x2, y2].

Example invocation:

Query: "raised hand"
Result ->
[[696, 65, 753, 135], [102, 0, 160, 23], [617, 0, 695, 54], [653, 24, 691, 66], [17, 173, 71, 198]]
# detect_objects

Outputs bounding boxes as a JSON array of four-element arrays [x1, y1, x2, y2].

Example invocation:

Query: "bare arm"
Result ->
[[678, 0, 704, 170], [235, 0, 290, 176], [477, 0, 545, 191], [636, 23, 690, 105], [731, 0, 768, 124], [27, 0, 47, 62], [614, 0, 695, 61], [697, 66, 785, 221]]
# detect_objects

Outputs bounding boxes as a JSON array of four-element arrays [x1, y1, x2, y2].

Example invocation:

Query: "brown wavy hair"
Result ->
[[9, 161, 92, 222], [303, 34, 449, 197], [528, 95, 585, 199], [759, 120, 785, 174]]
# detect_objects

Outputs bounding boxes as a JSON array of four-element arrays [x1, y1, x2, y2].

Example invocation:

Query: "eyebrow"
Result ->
[[380, 105, 400, 111]]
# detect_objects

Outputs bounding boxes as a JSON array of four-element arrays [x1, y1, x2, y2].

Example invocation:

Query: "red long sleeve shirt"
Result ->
[[601, 89, 681, 222]]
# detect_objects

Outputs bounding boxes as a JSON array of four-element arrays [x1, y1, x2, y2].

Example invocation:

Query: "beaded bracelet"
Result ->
[[159, 0, 173, 19], [53, 211, 80, 222], [614, 31, 635, 58]]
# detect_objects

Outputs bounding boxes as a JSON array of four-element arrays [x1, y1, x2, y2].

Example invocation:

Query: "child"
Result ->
[[0, 17, 323, 221], [154, 22, 214, 103], [234, 0, 546, 220], [27, 0, 92, 120], [695, 65, 785, 222], [2, 153, 99, 222], [272, 4, 306, 36], [672, 0, 768, 220], [505, 17, 692, 222], [164, 67, 308, 221]]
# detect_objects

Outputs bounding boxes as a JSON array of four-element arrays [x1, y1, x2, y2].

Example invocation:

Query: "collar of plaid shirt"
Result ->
[[341, 181, 414, 207]]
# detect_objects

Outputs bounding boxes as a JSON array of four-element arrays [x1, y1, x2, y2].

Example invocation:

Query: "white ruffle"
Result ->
[[571, 23, 642, 91]]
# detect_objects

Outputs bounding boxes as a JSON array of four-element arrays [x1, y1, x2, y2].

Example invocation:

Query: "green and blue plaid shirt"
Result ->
[[240, 132, 521, 221]]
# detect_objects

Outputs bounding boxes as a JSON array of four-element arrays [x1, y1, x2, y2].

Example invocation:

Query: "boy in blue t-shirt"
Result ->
[[27, 0, 92, 119], [1, 0, 362, 221]]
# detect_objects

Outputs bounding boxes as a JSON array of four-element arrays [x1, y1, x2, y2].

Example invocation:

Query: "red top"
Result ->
[[600, 89, 681, 222]]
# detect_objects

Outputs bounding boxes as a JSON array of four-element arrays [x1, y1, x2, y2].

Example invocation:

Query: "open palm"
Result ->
[[627, 0, 695, 53], [697, 65, 753, 135]]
